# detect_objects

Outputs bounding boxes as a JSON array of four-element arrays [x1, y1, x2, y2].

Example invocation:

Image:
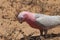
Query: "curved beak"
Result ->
[[18, 20, 22, 23], [17, 17, 24, 24]]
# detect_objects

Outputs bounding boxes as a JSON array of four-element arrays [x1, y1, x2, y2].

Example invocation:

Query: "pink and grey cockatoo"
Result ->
[[17, 11, 60, 37]]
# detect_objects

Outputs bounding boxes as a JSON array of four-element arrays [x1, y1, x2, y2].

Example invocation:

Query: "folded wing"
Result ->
[[35, 16, 60, 29], [35, 14, 49, 18]]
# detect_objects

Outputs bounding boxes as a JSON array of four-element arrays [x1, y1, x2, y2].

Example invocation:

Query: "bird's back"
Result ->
[[34, 13, 49, 18], [35, 16, 60, 29]]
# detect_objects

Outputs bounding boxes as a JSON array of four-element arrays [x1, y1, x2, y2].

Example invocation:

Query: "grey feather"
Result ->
[[34, 14, 49, 18], [36, 16, 60, 29]]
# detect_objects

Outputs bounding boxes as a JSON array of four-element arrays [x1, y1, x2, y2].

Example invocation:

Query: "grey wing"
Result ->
[[36, 16, 60, 29], [34, 14, 49, 18]]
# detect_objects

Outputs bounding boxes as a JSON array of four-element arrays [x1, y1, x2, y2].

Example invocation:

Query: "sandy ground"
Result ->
[[0, 0, 60, 40]]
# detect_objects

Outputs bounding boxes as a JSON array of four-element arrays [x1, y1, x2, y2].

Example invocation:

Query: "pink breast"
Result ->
[[26, 19, 43, 30], [25, 13, 43, 30]]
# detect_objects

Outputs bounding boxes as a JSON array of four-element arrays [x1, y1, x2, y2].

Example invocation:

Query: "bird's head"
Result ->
[[17, 11, 29, 24]]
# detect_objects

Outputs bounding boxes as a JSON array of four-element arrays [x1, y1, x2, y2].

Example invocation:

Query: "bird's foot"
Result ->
[[40, 36, 45, 40], [44, 35, 48, 39]]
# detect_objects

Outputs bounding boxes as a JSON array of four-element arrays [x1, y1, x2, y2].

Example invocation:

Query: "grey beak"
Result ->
[[19, 20, 23, 24], [18, 17, 23, 24]]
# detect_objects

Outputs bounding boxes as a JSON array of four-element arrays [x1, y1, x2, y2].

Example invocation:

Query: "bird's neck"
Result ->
[[27, 14, 35, 21], [25, 13, 36, 24]]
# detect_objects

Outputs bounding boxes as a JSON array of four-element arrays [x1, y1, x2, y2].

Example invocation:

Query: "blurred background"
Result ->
[[0, 0, 60, 40]]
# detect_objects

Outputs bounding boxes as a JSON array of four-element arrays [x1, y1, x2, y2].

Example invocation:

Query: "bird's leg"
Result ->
[[44, 29, 48, 38], [39, 30, 44, 40], [40, 30, 43, 36]]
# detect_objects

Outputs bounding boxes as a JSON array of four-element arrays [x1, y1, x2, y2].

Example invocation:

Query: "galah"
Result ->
[[17, 11, 60, 37]]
